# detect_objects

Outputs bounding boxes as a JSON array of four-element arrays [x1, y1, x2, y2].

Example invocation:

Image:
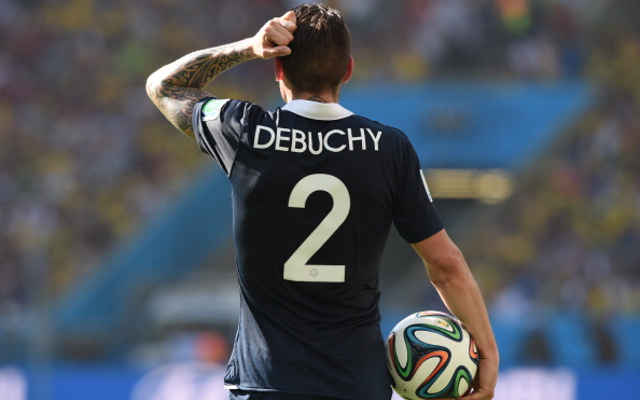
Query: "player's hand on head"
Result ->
[[252, 11, 297, 60]]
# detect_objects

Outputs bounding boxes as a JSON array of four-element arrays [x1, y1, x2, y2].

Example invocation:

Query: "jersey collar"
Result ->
[[281, 99, 354, 121]]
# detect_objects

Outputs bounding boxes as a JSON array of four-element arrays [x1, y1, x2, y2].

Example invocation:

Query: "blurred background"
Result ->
[[1, 0, 639, 399]]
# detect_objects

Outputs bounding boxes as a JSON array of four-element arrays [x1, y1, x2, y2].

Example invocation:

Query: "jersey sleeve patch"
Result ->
[[202, 98, 230, 121]]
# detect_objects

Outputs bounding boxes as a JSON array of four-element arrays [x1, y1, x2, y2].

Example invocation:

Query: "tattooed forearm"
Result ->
[[161, 41, 255, 89], [151, 84, 205, 137], [146, 39, 255, 137]]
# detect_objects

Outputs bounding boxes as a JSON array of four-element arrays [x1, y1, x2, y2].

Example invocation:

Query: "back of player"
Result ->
[[192, 97, 443, 399], [147, 3, 498, 399]]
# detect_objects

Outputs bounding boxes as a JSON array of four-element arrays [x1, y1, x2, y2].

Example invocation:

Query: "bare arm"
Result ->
[[412, 230, 499, 400], [145, 11, 297, 138]]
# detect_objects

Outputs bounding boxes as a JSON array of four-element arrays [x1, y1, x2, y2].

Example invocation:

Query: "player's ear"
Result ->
[[342, 56, 354, 84], [275, 57, 285, 82]]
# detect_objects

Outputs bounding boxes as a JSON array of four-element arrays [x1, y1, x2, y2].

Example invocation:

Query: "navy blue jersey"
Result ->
[[192, 98, 443, 400]]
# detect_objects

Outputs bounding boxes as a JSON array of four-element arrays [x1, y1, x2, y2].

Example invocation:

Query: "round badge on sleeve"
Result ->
[[203, 99, 229, 121]]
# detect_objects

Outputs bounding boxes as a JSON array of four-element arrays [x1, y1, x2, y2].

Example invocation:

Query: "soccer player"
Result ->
[[146, 3, 498, 400]]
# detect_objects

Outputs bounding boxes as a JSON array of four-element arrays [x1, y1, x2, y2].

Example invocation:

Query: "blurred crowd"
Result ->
[[472, 96, 640, 319], [463, 0, 640, 317], [0, 0, 637, 362]]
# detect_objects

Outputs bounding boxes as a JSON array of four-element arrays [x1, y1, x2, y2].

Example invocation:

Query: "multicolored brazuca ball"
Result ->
[[386, 311, 478, 399]]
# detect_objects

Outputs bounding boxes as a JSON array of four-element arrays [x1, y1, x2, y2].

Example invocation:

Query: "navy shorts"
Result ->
[[229, 389, 347, 400]]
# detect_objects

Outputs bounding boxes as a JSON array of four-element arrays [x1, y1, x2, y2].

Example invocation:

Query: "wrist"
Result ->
[[232, 38, 258, 60]]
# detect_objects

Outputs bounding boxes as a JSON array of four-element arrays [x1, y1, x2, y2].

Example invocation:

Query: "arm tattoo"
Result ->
[[147, 40, 255, 137], [164, 42, 254, 88]]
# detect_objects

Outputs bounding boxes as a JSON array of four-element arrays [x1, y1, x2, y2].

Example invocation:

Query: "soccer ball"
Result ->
[[385, 311, 478, 400]]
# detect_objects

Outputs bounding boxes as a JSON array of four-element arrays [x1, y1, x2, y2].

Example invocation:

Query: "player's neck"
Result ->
[[305, 95, 331, 103], [287, 89, 341, 104]]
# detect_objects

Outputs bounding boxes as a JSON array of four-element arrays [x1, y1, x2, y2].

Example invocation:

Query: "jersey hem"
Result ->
[[226, 384, 391, 400]]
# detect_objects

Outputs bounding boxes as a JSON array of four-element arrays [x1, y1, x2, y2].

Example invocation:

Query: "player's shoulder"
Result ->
[[349, 113, 413, 148], [352, 113, 405, 135], [198, 97, 276, 122]]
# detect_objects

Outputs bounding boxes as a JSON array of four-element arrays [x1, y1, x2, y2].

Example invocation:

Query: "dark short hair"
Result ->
[[281, 3, 351, 94]]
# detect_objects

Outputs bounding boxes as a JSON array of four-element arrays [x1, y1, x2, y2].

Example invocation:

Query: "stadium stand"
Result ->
[[1, 0, 640, 385]]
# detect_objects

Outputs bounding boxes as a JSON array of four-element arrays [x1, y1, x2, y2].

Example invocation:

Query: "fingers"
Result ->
[[253, 12, 297, 59], [460, 389, 495, 400], [280, 10, 297, 26], [264, 21, 294, 46], [267, 13, 297, 46], [262, 45, 292, 58], [460, 355, 497, 400]]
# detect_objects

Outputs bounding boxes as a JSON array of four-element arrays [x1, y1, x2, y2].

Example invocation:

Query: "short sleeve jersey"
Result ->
[[192, 98, 444, 400]]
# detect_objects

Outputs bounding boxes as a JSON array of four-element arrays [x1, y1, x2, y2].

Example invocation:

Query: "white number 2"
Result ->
[[284, 174, 350, 283]]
